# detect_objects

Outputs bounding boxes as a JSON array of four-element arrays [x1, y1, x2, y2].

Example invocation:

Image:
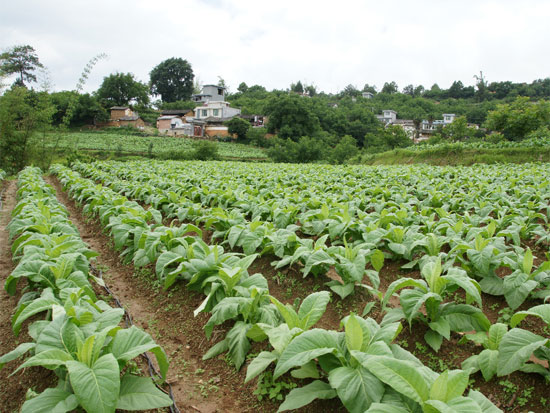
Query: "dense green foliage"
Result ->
[[34, 131, 267, 160], [52, 158, 550, 411], [95, 72, 149, 107], [149, 58, 194, 102], [0, 167, 173, 412], [0, 45, 44, 87]]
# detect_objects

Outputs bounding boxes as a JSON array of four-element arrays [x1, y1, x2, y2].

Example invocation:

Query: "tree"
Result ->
[[484, 97, 550, 140], [150, 58, 194, 102], [474, 71, 489, 102], [291, 81, 304, 94], [265, 94, 320, 140], [331, 135, 358, 164], [381, 81, 398, 94], [362, 83, 377, 94], [305, 85, 317, 97], [340, 84, 360, 98], [403, 84, 415, 96], [237, 82, 249, 93], [95, 72, 149, 106], [0, 45, 44, 87], [226, 117, 250, 141], [439, 116, 476, 141], [448, 80, 465, 99], [0, 87, 53, 173]]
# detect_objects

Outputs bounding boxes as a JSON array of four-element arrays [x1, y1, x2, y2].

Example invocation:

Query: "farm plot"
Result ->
[[49, 160, 550, 411], [35, 131, 268, 160], [3, 159, 550, 412], [0, 168, 173, 412]]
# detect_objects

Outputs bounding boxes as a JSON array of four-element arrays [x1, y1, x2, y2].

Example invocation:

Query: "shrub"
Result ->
[[330, 135, 358, 164], [267, 136, 325, 163], [193, 140, 220, 160]]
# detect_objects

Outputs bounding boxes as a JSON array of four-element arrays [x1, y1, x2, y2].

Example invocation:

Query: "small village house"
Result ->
[[107, 106, 145, 129]]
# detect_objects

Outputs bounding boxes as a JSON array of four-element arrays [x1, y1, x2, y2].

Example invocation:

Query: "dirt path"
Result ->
[[0, 180, 55, 412], [46, 175, 257, 413]]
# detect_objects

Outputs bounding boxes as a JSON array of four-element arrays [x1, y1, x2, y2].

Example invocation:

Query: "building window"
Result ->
[[213, 109, 219, 116], [202, 109, 208, 117]]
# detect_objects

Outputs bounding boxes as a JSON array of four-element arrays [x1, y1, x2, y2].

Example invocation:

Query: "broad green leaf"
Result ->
[[362, 356, 430, 403], [365, 403, 411, 413], [424, 397, 482, 413], [328, 365, 384, 413], [108, 326, 169, 379], [382, 278, 427, 309], [298, 290, 330, 329], [370, 249, 385, 272], [116, 374, 173, 410], [277, 380, 336, 412], [443, 269, 482, 307], [328, 282, 355, 299], [400, 289, 441, 325], [345, 313, 363, 352], [497, 328, 549, 376], [504, 277, 537, 310], [425, 330, 443, 352], [245, 351, 277, 383], [468, 390, 502, 413], [67, 354, 120, 413], [478, 349, 498, 382], [15, 349, 73, 373], [274, 329, 340, 379], [12, 297, 60, 336], [290, 360, 320, 379], [511, 304, 550, 327], [226, 321, 251, 370], [0, 342, 35, 369], [487, 323, 508, 350], [21, 388, 78, 413], [429, 319, 451, 340], [429, 370, 469, 402]]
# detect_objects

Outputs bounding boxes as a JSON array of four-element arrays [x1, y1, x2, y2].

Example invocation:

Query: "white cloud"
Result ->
[[1, 0, 550, 94]]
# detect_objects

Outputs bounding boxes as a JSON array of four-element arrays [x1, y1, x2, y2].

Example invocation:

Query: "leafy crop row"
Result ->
[[40, 132, 267, 159], [67, 160, 550, 405], [0, 167, 172, 413], [49, 164, 505, 411], [75, 161, 550, 312]]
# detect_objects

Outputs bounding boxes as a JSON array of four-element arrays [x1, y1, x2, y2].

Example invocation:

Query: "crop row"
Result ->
[[404, 136, 550, 152], [0, 167, 173, 413], [48, 164, 509, 411], [40, 132, 268, 159], [73, 161, 550, 314]]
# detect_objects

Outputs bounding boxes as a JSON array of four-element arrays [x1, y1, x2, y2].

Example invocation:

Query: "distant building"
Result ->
[[191, 85, 226, 103], [376, 110, 397, 125], [156, 109, 204, 137], [107, 106, 145, 129], [362, 92, 374, 99], [158, 84, 242, 138]]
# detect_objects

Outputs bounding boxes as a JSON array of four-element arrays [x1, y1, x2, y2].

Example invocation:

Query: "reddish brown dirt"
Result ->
[[0, 180, 56, 412]]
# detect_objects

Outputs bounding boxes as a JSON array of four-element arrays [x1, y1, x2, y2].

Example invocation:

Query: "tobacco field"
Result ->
[[1, 160, 550, 412]]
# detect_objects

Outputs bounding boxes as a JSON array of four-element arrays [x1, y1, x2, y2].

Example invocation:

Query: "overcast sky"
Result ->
[[2, 0, 549, 95]]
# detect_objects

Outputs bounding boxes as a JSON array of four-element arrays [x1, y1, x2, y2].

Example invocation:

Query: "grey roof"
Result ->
[[157, 115, 179, 120], [110, 106, 129, 110]]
